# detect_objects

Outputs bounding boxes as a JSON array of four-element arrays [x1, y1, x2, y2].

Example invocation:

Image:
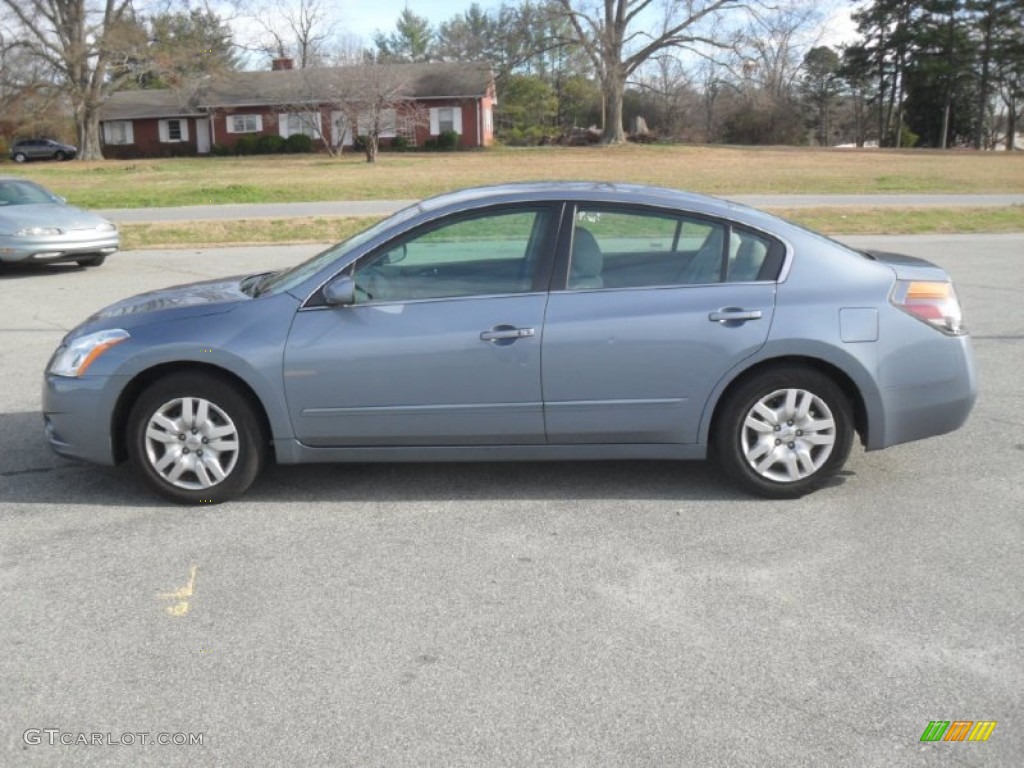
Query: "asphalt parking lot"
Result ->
[[1, 234, 1021, 767]]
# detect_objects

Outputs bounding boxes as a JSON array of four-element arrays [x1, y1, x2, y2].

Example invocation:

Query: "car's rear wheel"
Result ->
[[13, 152, 27, 163], [126, 372, 265, 504], [713, 366, 854, 499], [76, 255, 106, 267]]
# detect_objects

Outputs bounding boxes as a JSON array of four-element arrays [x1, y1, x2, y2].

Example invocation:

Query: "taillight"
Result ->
[[891, 280, 966, 335]]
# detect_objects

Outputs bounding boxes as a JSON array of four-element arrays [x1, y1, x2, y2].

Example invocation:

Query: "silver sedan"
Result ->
[[0, 178, 118, 267]]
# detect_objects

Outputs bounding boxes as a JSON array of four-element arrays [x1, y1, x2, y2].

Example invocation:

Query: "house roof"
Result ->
[[102, 61, 494, 120], [101, 89, 205, 120]]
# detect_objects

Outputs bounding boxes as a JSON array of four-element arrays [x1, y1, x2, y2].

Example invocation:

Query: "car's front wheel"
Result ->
[[77, 255, 106, 267], [126, 372, 266, 504], [55, 151, 67, 160], [713, 366, 854, 499], [12, 152, 27, 163]]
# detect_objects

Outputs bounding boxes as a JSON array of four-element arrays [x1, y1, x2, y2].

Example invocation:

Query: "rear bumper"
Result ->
[[874, 334, 977, 449]]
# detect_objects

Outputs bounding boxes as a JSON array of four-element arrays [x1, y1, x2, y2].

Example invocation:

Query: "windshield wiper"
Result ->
[[241, 271, 277, 297]]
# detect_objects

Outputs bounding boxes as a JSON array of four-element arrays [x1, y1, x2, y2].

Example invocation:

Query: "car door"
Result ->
[[284, 204, 559, 447], [541, 204, 780, 444]]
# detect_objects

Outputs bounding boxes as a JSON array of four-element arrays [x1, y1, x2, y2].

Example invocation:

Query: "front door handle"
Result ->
[[708, 308, 763, 323], [480, 326, 536, 343]]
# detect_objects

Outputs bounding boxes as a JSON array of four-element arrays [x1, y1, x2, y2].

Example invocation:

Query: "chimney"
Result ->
[[271, 57, 295, 71]]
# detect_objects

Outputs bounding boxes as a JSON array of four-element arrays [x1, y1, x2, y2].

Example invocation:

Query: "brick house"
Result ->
[[99, 61, 497, 158]]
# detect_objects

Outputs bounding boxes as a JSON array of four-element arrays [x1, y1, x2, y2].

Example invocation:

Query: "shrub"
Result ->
[[210, 143, 232, 156], [256, 134, 285, 154], [284, 133, 312, 153], [436, 130, 460, 151], [390, 135, 409, 152], [234, 135, 259, 155]]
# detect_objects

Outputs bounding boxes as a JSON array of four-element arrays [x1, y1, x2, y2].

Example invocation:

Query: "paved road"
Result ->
[[1, 235, 1021, 767], [97, 194, 1024, 223]]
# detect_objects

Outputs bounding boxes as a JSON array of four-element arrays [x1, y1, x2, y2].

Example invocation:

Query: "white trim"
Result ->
[[158, 118, 189, 143], [280, 111, 323, 139], [227, 114, 262, 133], [102, 121, 134, 145], [429, 106, 462, 136], [356, 109, 397, 138]]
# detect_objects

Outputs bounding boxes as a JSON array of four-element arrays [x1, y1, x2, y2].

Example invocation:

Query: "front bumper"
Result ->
[[0, 234, 119, 264], [42, 373, 128, 466]]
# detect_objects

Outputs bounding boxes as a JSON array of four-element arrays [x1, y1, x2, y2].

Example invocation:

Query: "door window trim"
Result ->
[[301, 202, 565, 309], [551, 202, 789, 292]]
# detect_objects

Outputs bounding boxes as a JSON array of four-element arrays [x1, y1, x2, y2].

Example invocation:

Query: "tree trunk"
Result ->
[[601, 70, 626, 144], [974, 5, 995, 150], [364, 135, 379, 163], [78, 105, 105, 160], [1007, 98, 1018, 150]]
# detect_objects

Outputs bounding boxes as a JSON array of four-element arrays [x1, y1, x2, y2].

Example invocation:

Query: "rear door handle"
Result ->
[[708, 308, 763, 323], [480, 326, 536, 342]]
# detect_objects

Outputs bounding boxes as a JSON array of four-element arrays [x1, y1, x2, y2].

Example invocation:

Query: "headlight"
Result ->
[[16, 226, 63, 236], [49, 329, 130, 377], [96, 221, 117, 232]]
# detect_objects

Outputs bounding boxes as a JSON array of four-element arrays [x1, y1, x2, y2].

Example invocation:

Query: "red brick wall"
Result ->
[[101, 117, 199, 159]]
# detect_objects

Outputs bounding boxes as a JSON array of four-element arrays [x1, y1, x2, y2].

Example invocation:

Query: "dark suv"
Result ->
[[10, 139, 78, 163]]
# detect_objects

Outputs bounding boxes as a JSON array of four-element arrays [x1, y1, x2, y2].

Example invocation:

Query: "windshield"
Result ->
[[0, 180, 61, 206], [255, 203, 423, 296]]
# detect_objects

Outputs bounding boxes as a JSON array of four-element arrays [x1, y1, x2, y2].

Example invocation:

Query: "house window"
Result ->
[[356, 109, 397, 138], [159, 118, 189, 143], [281, 112, 322, 139], [438, 108, 455, 134], [103, 121, 134, 145], [429, 106, 462, 136], [228, 114, 262, 133]]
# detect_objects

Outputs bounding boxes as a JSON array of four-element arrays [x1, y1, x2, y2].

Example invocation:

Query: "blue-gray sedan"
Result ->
[[42, 183, 976, 503]]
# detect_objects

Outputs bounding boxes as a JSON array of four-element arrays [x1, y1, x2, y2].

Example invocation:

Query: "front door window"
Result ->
[[352, 207, 552, 303]]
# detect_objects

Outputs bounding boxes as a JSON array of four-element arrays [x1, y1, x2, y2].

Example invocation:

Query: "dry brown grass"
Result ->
[[9, 144, 1024, 210]]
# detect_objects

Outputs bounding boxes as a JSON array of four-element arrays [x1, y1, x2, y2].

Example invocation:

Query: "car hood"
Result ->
[[0, 203, 111, 232], [87, 275, 251, 322]]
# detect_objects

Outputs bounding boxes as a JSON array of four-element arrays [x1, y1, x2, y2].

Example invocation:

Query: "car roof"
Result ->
[[414, 181, 793, 235]]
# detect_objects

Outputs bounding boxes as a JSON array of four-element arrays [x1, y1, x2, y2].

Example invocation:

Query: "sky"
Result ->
[[336, 1, 464, 41], [231, 0, 865, 63]]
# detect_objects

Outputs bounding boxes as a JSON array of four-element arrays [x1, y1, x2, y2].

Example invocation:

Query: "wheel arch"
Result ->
[[111, 362, 273, 464], [703, 354, 874, 450]]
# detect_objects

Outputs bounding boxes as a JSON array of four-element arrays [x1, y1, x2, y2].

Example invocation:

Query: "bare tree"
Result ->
[[0, 0, 149, 159], [249, 0, 337, 68], [737, 0, 826, 102], [294, 64, 428, 162], [553, 0, 744, 143]]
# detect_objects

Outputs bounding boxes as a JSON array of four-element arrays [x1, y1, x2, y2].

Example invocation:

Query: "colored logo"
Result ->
[[920, 721, 997, 742]]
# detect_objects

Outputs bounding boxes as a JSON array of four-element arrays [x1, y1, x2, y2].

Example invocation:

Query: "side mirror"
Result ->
[[322, 275, 356, 306]]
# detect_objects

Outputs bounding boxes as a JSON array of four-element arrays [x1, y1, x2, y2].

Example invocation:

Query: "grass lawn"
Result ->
[[4, 144, 1022, 245]]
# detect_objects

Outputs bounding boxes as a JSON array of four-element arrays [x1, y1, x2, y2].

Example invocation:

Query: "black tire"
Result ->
[[77, 255, 106, 267], [126, 372, 266, 504], [712, 366, 854, 499], [13, 152, 27, 163], [55, 151, 67, 160]]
